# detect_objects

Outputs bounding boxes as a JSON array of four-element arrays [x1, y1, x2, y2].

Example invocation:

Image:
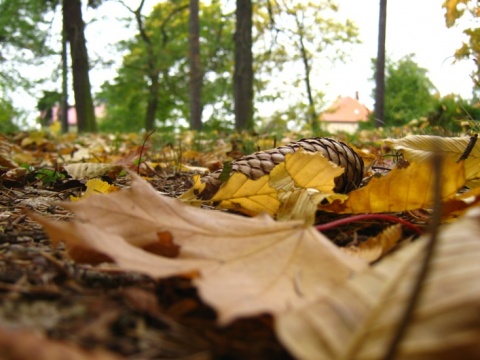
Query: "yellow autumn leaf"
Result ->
[[268, 149, 344, 192], [320, 159, 465, 214], [211, 172, 279, 216], [70, 178, 119, 201], [341, 224, 403, 263], [178, 174, 206, 205], [384, 135, 480, 187]]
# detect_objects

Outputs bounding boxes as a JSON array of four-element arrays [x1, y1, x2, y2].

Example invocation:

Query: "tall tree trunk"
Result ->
[[189, 0, 202, 131], [145, 70, 160, 131], [61, 23, 69, 133], [63, 0, 97, 132], [294, 14, 318, 134], [374, 0, 387, 128], [234, 0, 254, 131], [63, 0, 96, 133]]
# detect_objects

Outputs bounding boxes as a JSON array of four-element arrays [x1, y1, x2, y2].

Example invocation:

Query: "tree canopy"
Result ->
[[376, 55, 438, 127], [98, 0, 234, 132]]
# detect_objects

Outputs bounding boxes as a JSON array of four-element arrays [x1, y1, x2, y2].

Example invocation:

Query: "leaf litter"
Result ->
[[2, 131, 480, 358]]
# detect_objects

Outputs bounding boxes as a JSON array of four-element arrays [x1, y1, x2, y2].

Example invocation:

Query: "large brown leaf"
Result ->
[[33, 174, 366, 324], [276, 206, 480, 359]]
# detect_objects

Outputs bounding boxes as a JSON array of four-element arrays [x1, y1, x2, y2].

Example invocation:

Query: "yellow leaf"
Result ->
[[211, 172, 280, 216], [70, 178, 119, 201], [320, 159, 465, 213], [283, 150, 344, 192], [178, 174, 206, 206], [276, 205, 480, 360], [31, 173, 367, 325], [384, 135, 480, 187], [341, 224, 403, 263]]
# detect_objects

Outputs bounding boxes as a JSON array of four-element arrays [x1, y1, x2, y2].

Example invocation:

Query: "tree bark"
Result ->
[[63, 0, 96, 132], [294, 14, 318, 134], [61, 23, 69, 133], [189, 0, 202, 131], [374, 0, 387, 128], [234, 0, 254, 131]]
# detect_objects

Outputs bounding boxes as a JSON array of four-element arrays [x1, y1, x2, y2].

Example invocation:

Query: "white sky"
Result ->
[[10, 0, 476, 124]]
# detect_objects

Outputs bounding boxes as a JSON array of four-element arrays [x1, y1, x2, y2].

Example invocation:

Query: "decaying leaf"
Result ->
[[341, 224, 403, 263], [63, 163, 123, 179], [32, 173, 367, 324], [384, 135, 480, 187], [320, 158, 465, 213], [276, 205, 480, 360]]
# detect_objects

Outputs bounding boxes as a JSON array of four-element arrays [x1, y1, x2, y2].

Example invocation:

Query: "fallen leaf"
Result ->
[[270, 150, 344, 192], [384, 135, 480, 187], [211, 172, 279, 216], [187, 150, 343, 220], [320, 158, 465, 213], [276, 205, 480, 360], [341, 224, 403, 263], [70, 178, 119, 201], [63, 163, 123, 179], [32, 173, 367, 324]]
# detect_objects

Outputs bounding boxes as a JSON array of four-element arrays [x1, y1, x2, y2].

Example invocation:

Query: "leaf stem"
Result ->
[[315, 213, 423, 235]]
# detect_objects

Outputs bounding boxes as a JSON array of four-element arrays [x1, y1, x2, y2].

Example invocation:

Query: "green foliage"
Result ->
[[36, 90, 62, 127], [428, 94, 480, 133], [0, 0, 57, 91], [98, 0, 234, 132], [443, 0, 480, 87], [0, 98, 20, 133], [377, 55, 438, 127]]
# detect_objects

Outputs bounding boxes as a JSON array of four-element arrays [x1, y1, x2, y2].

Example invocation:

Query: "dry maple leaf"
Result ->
[[276, 205, 480, 360], [384, 135, 480, 187], [320, 158, 465, 213], [32, 173, 367, 325]]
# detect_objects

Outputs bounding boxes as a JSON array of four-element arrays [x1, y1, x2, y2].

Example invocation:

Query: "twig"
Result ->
[[382, 151, 443, 360], [137, 129, 156, 175], [315, 213, 423, 235]]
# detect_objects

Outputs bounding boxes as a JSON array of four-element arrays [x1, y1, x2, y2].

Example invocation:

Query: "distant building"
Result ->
[[39, 104, 106, 126], [319, 93, 371, 133]]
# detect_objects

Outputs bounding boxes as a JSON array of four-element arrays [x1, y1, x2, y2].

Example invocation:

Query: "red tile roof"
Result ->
[[320, 96, 370, 123]]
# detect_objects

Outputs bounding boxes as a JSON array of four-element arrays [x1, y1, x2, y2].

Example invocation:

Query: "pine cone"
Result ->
[[198, 138, 364, 200]]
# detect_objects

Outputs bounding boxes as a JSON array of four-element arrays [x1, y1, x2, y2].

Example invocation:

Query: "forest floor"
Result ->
[[0, 131, 304, 360]]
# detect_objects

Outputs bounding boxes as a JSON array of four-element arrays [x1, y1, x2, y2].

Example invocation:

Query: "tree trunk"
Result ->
[[145, 71, 160, 131], [61, 23, 69, 133], [294, 14, 318, 134], [189, 0, 202, 131], [63, 0, 96, 133], [234, 0, 254, 131], [374, 0, 387, 128]]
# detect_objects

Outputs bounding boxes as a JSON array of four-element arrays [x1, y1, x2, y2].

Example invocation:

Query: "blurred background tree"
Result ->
[[253, 0, 360, 134], [443, 0, 480, 91], [372, 55, 438, 127], [98, 0, 234, 132]]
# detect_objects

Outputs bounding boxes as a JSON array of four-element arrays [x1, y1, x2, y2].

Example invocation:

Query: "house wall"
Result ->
[[322, 121, 360, 134]]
